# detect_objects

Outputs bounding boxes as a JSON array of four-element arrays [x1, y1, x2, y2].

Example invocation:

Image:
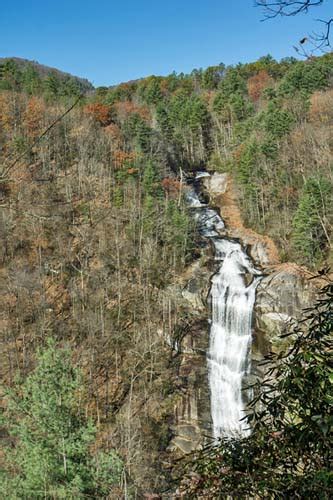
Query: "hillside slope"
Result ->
[[0, 57, 93, 95], [0, 53, 332, 496]]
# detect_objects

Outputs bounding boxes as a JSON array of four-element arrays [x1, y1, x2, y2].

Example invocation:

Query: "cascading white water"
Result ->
[[187, 177, 261, 439], [208, 240, 261, 439]]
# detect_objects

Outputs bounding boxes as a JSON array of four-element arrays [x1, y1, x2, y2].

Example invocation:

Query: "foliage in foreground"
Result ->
[[176, 276, 333, 498], [0, 340, 123, 499]]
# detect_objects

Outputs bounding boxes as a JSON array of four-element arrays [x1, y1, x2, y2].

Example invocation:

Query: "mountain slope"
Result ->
[[0, 56, 94, 94], [0, 53, 332, 496]]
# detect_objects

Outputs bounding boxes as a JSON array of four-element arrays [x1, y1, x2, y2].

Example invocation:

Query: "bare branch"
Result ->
[[312, 17, 333, 48], [255, 1, 332, 53], [0, 94, 83, 182], [255, 0, 325, 18]]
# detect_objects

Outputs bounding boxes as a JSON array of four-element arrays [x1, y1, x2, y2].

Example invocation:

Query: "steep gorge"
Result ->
[[170, 171, 317, 453], [0, 54, 331, 496]]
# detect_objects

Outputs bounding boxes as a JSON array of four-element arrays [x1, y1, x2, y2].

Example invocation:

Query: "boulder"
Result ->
[[254, 265, 316, 355], [202, 172, 228, 196]]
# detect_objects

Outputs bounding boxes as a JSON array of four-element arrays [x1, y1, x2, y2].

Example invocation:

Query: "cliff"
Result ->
[[169, 172, 318, 454]]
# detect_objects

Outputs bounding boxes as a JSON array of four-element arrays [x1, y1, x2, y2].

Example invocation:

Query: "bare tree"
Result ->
[[255, 1, 332, 54]]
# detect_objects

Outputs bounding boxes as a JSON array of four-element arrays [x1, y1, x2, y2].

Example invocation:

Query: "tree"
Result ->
[[292, 176, 332, 264], [23, 96, 46, 139], [0, 339, 123, 498], [235, 141, 260, 224], [278, 55, 333, 96], [61, 76, 82, 97], [257, 0, 325, 16], [43, 72, 60, 98], [84, 102, 112, 125], [176, 276, 333, 498], [122, 113, 152, 153], [21, 65, 42, 95], [256, 1, 332, 54], [202, 64, 225, 90], [219, 67, 247, 98], [142, 161, 161, 197], [264, 101, 294, 137], [138, 76, 163, 105], [156, 104, 174, 140], [247, 69, 273, 101], [0, 59, 21, 90]]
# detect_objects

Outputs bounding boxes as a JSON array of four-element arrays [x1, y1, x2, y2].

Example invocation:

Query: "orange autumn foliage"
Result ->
[[113, 149, 137, 169], [0, 91, 14, 133], [84, 103, 112, 126], [127, 167, 138, 175], [104, 123, 123, 147], [161, 177, 181, 198], [247, 70, 273, 102], [113, 100, 151, 122], [23, 97, 46, 138], [159, 79, 172, 97]]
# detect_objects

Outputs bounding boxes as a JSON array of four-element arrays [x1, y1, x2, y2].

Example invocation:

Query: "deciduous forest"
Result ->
[[0, 46, 332, 498]]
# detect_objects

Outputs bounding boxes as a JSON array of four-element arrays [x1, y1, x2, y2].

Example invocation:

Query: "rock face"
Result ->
[[167, 258, 213, 454], [169, 344, 211, 454], [202, 173, 280, 268], [254, 265, 316, 360], [169, 173, 317, 454], [202, 172, 229, 198], [202, 174, 317, 357]]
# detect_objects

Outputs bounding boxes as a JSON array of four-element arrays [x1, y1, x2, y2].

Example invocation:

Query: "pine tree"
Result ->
[[264, 101, 294, 138], [0, 339, 122, 499], [142, 161, 161, 198], [0, 59, 21, 90], [21, 65, 42, 95], [156, 104, 174, 140], [44, 72, 59, 98], [292, 177, 332, 264], [237, 142, 259, 202]]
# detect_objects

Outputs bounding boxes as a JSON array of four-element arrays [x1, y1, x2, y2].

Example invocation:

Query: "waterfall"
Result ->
[[187, 176, 261, 439]]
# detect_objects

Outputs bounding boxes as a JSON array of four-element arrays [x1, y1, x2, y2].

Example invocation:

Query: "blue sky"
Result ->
[[1, 1, 332, 86]]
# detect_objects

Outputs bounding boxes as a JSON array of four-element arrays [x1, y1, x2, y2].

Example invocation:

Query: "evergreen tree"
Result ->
[[177, 277, 333, 498], [0, 340, 122, 499], [123, 113, 152, 153], [202, 63, 225, 90], [156, 104, 174, 140], [138, 76, 163, 105], [264, 101, 294, 138], [219, 66, 247, 98], [61, 76, 82, 97], [292, 177, 332, 264], [279, 55, 333, 96], [0, 59, 21, 90], [164, 200, 192, 266], [236, 141, 260, 223], [44, 72, 60, 98], [142, 161, 161, 198], [21, 65, 42, 95], [229, 92, 253, 121]]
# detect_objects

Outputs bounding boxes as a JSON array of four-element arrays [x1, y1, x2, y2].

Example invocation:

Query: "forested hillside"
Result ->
[[92, 53, 333, 267], [0, 54, 332, 497], [0, 57, 93, 97], [0, 58, 194, 496]]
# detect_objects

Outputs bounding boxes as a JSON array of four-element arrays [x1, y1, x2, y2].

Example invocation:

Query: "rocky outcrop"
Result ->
[[202, 173, 280, 268], [254, 264, 316, 358], [166, 259, 213, 454], [203, 172, 318, 357], [170, 173, 318, 454], [168, 346, 211, 454]]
